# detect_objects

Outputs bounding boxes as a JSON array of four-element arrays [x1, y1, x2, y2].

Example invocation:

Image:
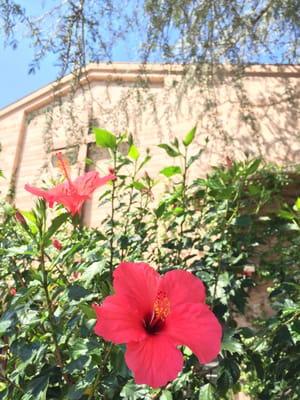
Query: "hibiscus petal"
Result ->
[[93, 295, 146, 344], [165, 303, 222, 364], [159, 270, 206, 307], [54, 193, 86, 215], [74, 171, 116, 196], [24, 184, 55, 207], [113, 262, 159, 315], [125, 335, 183, 388]]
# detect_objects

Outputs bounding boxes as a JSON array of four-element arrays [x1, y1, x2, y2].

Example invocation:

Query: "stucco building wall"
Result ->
[[0, 63, 299, 225]]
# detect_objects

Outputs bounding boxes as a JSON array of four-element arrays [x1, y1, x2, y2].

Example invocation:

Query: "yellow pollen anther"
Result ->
[[153, 291, 170, 321]]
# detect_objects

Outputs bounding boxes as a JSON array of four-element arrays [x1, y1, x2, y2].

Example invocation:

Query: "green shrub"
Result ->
[[0, 129, 299, 399]]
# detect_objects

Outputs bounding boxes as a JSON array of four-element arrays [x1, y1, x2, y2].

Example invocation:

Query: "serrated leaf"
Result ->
[[222, 331, 243, 354], [183, 126, 196, 146], [128, 144, 140, 160], [198, 383, 216, 400], [93, 127, 117, 149], [158, 144, 180, 157], [217, 369, 231, 393], [160, 390, 173, 400], [80, 261, 106, 285], [160, 166, 182, 177]]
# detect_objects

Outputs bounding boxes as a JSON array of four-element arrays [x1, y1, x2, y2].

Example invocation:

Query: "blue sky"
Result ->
[[0, 0, 142, 110], [0, 43, 59, 109], [0, 1, 59, 109]]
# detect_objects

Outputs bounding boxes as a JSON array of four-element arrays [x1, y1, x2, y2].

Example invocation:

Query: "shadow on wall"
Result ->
[[1, 64, 299, 223]]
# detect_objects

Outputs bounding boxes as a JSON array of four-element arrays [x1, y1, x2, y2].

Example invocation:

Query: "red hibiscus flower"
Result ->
[[93, 262, 222, 388], [25, 152, 116, 216]]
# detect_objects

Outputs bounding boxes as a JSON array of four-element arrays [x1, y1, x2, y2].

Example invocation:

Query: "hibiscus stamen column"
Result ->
[[57, 152, 72, 185], [144, 291, 171, 334]]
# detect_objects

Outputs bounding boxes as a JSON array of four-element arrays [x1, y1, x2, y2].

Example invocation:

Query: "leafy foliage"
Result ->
[[0, 129, 299, 399]]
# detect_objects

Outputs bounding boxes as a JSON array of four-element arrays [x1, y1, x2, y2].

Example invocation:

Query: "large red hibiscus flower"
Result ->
[[25, 152, 115, 216], [93, 262, 222, 388]]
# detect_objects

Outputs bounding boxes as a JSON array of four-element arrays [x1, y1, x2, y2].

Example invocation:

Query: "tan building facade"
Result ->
[[0, 63, 299, 225]]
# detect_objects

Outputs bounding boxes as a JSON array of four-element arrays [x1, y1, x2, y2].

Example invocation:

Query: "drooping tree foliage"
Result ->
[[0, 0, 299, 76]]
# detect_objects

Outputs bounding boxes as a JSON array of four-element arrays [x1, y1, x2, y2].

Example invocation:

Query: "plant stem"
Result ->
[[40, 243, 72, 384], [121, 161, 138, 260], [0, 372, 24, 393], [109, 150, 117, 280], [87, 343, 113, 400], [177, 147, 188, 265]]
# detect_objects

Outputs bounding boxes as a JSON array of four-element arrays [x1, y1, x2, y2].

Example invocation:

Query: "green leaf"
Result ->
[[187, 148, 203, 168], [93, 127, 117, 149], [44, 213, 69, 243], [120, 382, 148, 399], [295, 198, 300, 211], [198, 383, 216, 400], [6, 245, 35, 257], [128, 144, 140, 160], [24, 374, 49, 400], [155, 202, 166, 218], [160, 166, 182, 177], [160, 390, 173, 400], [132, 181, 147, 191], [273, 325, 293, 346], [79, 304, 96, 320], [19, 309, 40, 326], [217, 370, 231, 394], [223, 357, 240, 384], [250, 352, 264, 379], [20, 210, 38, 234], [222, 330, 243, 354], [0, 320, 12, 335], [278, 209, 294, 220], [68, 285, 90, 301], [232, 215, 252, 226], [158, 144, 180, 157], [246, 159, 261, 175], [183, 126, 196, 146], [80, 261, 106, 285], [66, 355, 90, 374]]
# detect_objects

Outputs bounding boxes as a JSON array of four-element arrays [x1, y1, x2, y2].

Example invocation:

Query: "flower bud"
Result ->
[[225, 156, 233, 168], [52, 238, 63, 251], [15, 211, 26, 225]]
